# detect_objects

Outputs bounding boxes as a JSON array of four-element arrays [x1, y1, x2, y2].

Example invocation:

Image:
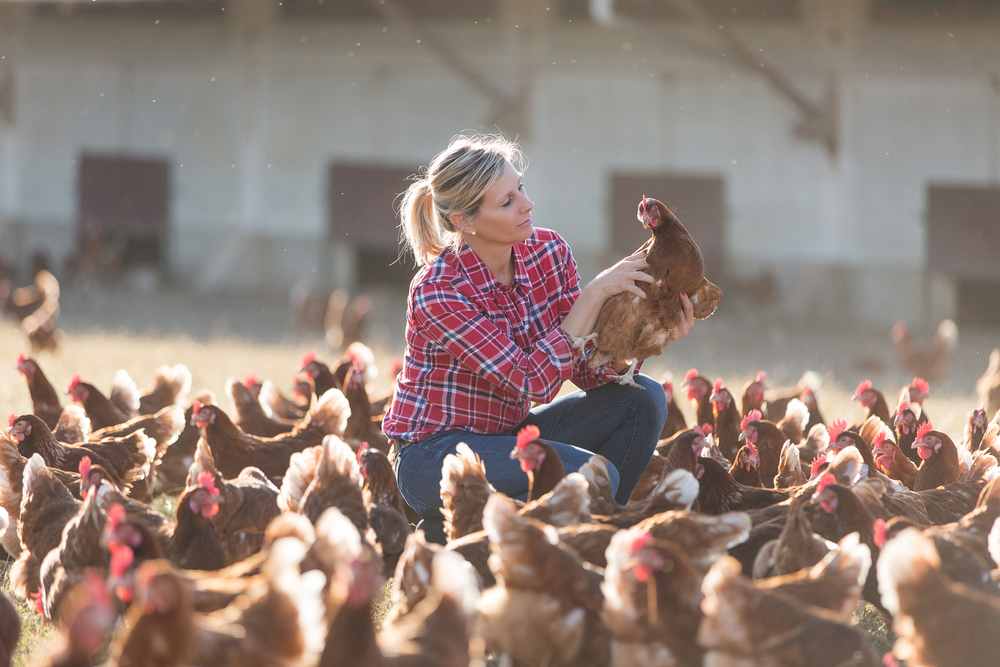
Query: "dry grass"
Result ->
[[0, 289, 991, 665]]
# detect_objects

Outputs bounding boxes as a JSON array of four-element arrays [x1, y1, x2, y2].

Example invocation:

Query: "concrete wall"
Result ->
[[0, 0, 998, 324]]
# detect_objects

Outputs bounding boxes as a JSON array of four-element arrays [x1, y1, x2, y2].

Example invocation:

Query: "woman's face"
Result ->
[[461, 159, 534, 245]]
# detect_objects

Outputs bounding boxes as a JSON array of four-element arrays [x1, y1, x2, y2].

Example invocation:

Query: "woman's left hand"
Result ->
[[668, 292, 695, 342]]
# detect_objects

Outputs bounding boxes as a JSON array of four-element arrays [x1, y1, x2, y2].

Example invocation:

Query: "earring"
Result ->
[[469, 230, 477, 236]]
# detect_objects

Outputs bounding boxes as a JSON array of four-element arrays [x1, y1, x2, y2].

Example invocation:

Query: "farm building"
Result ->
[[0, 0, 998, 327]]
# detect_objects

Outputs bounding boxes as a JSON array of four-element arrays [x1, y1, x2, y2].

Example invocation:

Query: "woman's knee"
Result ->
[[633, 373, 668, 426]]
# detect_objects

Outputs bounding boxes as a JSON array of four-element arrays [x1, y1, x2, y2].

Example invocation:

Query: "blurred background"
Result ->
[[0, 0, 997, 394]]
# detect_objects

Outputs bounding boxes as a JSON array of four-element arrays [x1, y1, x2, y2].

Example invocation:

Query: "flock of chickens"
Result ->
[[1, 338, 1000, 666]]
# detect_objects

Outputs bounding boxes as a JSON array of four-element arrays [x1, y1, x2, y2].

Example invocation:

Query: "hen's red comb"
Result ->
[[872, 428, 888, 448], [827, 418, 847, 443], [810, 457, 826, 478], [191, 399, 202, 416], [31, 590, 43, 615], [747, 443, 758, 458], [516, 425, 541, 451], [243, 373, 258, 388], [68, 375, 81, 391], [854, 379, 872, 397], [198, 471, 218, 495], [685, 368, 698, 382], [912, 377, 930, 395], [816, 472, 836, 494], [79, 456, 92, 479], [802, 386, 813, 396], [301, 351, 317, 367], [754, 371, 766, 384], [873, 518, 887, 549], [16, 353, 24, 365], [713, 378, 723, 394], [740, 409, 762, 431], [109, 542, 135, 579], [896, 398, 909, 419], [693, 423, 713, 438], [108, 503, 126, 531], [629, 528, 652, 555], [916, 422, 934, 441], [7, 413, 15, 428], [357, 442, 370, 462]]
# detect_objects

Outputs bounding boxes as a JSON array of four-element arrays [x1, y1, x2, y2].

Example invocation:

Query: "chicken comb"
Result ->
[[713, 378, 724, 394], [684, 368, 698, 382], [853, 379, 872, 397], [872, 428, 888, 449], [911, 377, 930, 395], [109, 542, 135, 579], [873, 518, 887, 549], [191, 399, 202, 416], [810, 456, 826, 478], [641, 195, 648, 216], [747, 443, 758, 458], [31, 590, 43, 615], [802, 386, 813, 397], [896, 396, 910, 419], [78, 456, 92, 479], [300, 351, 317, 368], [816, 472, 836, 495], [628, 529, 653, 555], [916, 422, 934, 441], [356, 442, 370, 462], [694, 423, 713, 438], [243, 373, 258, 388], [107, 503, 126, 532], [7, 413, 15, 428], [68, 375, 81, 391], [754, 371, 766, 385], [16, 352, 24, 365], [740, 409, 762, 432], [198, 471, 218, 495], [516, 425, 541, 451], [827, 418, 847, 444]]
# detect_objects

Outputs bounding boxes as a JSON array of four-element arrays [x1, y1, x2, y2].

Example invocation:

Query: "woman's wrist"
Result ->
[[562, 286, 605, 338]]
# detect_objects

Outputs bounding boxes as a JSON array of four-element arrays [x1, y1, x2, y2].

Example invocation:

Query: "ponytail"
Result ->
[[399, 178, 458, 267], [398, 133, 522, 267]]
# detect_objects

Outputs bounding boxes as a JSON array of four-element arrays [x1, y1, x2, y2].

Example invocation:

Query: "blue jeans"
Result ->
[[394, 373, 667, 544]]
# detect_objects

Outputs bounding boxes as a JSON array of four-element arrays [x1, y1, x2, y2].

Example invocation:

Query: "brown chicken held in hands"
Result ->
[[586, 197, 722, 387]]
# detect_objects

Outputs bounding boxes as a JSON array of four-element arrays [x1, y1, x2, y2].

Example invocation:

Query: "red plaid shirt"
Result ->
[[383, 228, 619, 443]]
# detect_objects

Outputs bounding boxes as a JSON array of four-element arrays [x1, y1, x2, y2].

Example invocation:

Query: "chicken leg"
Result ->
[[608, 358, 644, 389]]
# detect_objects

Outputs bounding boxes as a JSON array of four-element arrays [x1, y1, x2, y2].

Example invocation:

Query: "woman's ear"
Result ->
[[449, 212, 475, 236]]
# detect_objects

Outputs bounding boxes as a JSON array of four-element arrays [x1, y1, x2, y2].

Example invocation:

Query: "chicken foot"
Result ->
[[608, 358, 644, 389], [568, 333, 597, 359]]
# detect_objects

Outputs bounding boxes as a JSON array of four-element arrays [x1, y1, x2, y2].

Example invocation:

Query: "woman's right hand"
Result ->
[[584, 250, 655, 302]]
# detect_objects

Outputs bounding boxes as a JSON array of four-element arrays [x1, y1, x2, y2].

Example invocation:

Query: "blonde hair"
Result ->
[[399, 133, 524, 266]]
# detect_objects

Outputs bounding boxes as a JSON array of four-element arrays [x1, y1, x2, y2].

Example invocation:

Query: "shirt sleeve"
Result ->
[[411, 282, 578, 404], [553, 242, 623, 390]]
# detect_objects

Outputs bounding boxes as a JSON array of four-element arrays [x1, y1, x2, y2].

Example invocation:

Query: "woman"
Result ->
[[383, 133, 694, 543]]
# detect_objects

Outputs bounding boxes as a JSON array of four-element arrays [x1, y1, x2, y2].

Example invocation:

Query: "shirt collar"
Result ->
[[455, 239, 531, 292]]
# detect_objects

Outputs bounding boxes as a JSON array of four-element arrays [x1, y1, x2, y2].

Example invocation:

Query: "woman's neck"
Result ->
[[465, 237, 515, 286]]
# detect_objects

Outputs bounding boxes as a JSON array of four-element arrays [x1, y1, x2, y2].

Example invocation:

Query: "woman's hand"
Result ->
[[668, 291, 696, 342], [584, 250, 655, 301]]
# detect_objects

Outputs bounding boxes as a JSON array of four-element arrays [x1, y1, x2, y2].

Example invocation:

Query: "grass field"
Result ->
[[2, 284, 993, 664]]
